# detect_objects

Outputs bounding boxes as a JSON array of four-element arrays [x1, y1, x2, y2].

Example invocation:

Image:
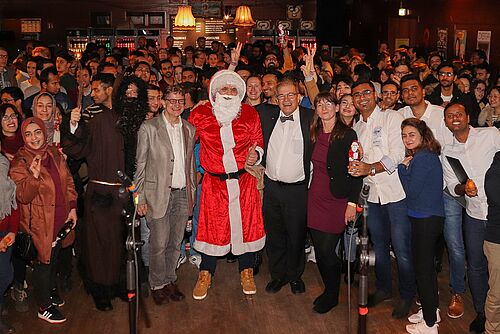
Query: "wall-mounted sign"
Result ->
[[437, 27, 448, 60], [278, 20, 292, 30], [287, 5, 302, 20], [300, 20, 315, 31], [256, 20, 272, 30], [192, 1, 222, 18], [454, 30, 467, 60], [21, 19, 42, 33], [477, 30, 491, 62]]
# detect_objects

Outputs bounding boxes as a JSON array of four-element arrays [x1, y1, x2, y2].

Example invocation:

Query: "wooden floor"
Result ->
[[7, 253, 476, 334]]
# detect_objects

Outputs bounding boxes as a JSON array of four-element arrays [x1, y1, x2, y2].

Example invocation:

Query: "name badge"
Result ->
[[372, 126, 382, 147]]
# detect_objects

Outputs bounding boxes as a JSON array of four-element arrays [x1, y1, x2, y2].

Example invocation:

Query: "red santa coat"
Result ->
[[188, 102, 265, 256]]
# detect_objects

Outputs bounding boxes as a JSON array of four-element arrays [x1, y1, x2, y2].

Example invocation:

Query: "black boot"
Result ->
[[314, 257, 341, 314]]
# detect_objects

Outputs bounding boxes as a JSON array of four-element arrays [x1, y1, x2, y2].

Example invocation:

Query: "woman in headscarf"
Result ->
[[31, 92, 61, 147], [9, 117, 77, 325], [0, 152, 18, 334]]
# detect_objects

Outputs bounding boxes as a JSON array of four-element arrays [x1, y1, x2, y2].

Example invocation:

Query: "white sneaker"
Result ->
[[176, 254, 187, 269], [189, 255, 202, 269], [408, 308, 441, 324], [406, 321, 438, 334], [306, 246, 316, 263]]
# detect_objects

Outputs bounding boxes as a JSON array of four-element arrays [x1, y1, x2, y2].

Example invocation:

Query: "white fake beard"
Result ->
[[213, 93, 241, 125]]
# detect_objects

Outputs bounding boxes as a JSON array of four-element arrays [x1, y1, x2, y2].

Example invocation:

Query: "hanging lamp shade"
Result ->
[[233, 5, 255, 27], [174, 5, 196, 30]]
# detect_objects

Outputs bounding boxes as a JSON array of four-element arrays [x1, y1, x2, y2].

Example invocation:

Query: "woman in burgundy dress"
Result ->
[[307, 92, 362, 314]]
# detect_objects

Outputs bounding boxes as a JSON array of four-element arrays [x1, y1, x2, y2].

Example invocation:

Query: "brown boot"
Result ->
[[447, 293, 464, 318], [240, 268, 256, 295], [193, 271, 211, 300]]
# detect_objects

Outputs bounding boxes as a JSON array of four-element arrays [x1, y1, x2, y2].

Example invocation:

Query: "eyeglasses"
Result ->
[[438, 72, 454, 77], [277, 93, 297, 101], [382, 91, 398, 97], [2, 114, 18, 121], [0, 55, 7, 59], [166, 98, 185, 105], [1, 98, 15, 104], [352, 89, 373, 99]]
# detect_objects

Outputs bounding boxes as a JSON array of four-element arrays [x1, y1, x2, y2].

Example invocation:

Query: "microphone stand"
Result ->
[[357, 184, 370, 334], [118, 171, 144, 334]]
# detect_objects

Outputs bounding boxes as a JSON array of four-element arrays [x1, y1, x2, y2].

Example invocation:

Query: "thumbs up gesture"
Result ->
[[70, 106, 82, 126], [246, 142, 259, 166]]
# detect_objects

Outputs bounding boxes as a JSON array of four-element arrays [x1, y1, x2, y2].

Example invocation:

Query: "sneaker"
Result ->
[[306, 246, 316, 263], [193, 270, 211, 300], [38, 305, 66, 324], [176, 254, 187, 269], [50, 289, 65, 307], [406, 321, 439, 334], [408, 308, 441, 324], [469, 312, 486, 333], [447, 294, 464, 318], [10, 284, 29, 313], [240, 268, 257, 295], [189, 255, 202, 269]]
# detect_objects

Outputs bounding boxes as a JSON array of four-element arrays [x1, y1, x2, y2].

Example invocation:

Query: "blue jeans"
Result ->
[[368, 199, 416, 300], [181, 183, 201, 258], [464, 214, 488, 314], [0, 231, 13, 305], [443, 192, 466, 294]]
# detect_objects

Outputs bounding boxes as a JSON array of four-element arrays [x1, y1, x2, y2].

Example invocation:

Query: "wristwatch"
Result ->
[[369, 165, 376, 176]]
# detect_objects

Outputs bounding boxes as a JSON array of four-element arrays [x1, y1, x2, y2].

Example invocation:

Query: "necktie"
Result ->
[[280, 114, 294, 123]]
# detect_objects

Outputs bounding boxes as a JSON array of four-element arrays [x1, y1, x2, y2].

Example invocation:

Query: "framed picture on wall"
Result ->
[[149, 13, 165, 28], [91, 12, 111, 27]]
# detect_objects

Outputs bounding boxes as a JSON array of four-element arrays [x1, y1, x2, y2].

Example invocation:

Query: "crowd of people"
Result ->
[[0, 34, 499, 334]]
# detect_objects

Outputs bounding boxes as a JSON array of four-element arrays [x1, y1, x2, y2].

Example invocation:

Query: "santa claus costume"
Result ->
[[188, 70, 265, 299]]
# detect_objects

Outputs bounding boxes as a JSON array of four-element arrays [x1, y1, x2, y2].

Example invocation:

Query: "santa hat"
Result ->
[[209, 70, 246, 105]]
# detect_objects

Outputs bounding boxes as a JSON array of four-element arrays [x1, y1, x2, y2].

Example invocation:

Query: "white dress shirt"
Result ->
[[163, 114, 186, 189], [353, 106, 406, 204], [442, 127, 500, 220], [265, 107, 305, 183]]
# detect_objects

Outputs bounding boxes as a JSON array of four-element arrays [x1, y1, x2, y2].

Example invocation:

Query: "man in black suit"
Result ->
[[258, 78, 313, 294]]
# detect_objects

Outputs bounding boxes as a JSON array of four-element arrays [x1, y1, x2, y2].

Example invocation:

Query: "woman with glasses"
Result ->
[[0, 104, 23, 161], [471, 79, 488, 110], [478, 86, 500, 128], [307, 92, 362, 314]]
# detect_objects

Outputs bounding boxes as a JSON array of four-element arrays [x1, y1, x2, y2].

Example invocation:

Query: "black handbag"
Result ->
[[14, 204, 38, 261]]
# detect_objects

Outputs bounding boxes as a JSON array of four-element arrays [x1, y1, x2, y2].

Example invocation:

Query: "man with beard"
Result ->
[[379, 80, 402, 111], [188, 70, 265, 300], [146, 84, 162, 120], [261, 71, 281, 105], [426, 63, 481, 126], [422, 52, 442, 88], [158, 59, 174, 93]]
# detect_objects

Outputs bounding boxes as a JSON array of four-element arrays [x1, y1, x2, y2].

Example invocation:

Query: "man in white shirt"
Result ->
[[259, 78, 313, 295], [399, 74, 467, 319], [441, 102, 500, 333], [349, 80, 416, 319], [135, 85, 196, 306]]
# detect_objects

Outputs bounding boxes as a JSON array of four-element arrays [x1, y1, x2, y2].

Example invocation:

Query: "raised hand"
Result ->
[[70, 106, 82, 126], [30, 154, 42, 179], [231, 42, 243, 64]]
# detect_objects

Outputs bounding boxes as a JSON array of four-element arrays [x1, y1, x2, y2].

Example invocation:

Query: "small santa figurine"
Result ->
[[349, 140, 361, 161]]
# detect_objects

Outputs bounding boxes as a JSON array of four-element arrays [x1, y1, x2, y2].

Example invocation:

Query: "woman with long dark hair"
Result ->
[[398, 118, 444, 334], [307, 92, 362, 314], [0, 104, 23, 161]]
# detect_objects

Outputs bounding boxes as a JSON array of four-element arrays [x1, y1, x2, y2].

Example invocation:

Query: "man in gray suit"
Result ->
[[135, 85, 196, 305]]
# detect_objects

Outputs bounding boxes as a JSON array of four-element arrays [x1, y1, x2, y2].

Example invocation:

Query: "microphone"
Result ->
[[117, 170, 137, 193]]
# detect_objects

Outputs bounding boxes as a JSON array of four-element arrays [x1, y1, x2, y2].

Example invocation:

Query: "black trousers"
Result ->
[[310, 228, 342, 301], [33, 243, 61, 308], [410, 215, 444, 327], [263, 177, 307, 282], [200, 252, 255, 275]]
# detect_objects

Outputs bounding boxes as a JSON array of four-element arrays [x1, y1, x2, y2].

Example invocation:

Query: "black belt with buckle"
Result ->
[[170, 187, 185, 191], [207, 169, 246, 181]]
